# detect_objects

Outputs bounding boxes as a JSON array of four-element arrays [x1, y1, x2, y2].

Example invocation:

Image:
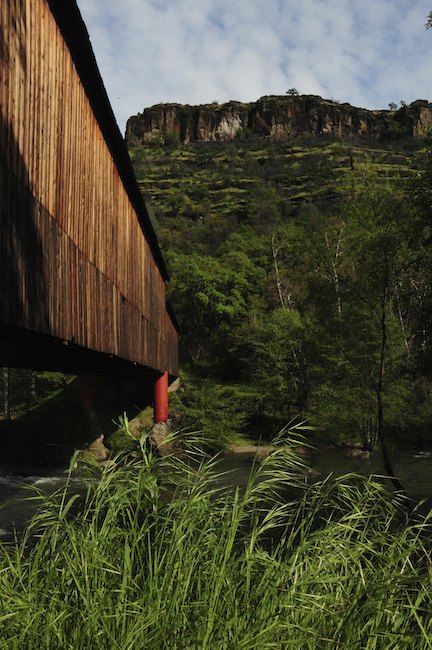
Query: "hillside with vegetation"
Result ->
[[127, 95, 432, 449], [2, 101, 432, 649]]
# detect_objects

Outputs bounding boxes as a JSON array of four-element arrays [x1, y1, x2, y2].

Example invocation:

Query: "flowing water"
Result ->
[[1, 445, 431, 540], [312, 446, 432, 501], [0, 467, 92, 541], [209, 445, 432, 502]]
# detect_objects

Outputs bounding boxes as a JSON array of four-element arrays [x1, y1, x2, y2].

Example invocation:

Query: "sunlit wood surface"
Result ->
[[0, 0, 178, 377]]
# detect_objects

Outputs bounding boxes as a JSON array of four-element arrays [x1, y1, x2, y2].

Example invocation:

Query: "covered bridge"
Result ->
[[0, 0, 178, 418]]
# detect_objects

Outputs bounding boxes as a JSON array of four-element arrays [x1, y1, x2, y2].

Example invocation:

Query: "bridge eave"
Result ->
[[0, 324, 178, 381]]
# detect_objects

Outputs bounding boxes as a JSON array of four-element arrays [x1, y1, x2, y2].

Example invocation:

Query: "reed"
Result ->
[[0, 426, 431, 649]]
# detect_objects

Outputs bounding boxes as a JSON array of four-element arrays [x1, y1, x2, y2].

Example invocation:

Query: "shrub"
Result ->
[[1, 427, 431, 648]]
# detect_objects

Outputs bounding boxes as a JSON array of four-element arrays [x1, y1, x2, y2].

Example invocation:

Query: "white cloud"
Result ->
[[76, 0, 432, 133]]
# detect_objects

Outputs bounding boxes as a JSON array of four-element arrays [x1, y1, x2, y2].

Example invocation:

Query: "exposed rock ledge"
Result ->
[[126, 95, 432, 145]]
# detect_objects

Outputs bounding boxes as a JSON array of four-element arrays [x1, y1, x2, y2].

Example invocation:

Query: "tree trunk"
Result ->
[[271, 233, 291, 309], [27, 370, 37, 412], [324, 228, 344, 318], [3, 367, 11, 420], [376, 294, 405, 492]]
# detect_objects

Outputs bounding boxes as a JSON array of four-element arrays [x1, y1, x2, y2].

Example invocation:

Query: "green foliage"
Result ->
[[170, 379, 253, 449], [311, 383, 373, 444], [235, 308, 309, 421], [235, 127, 252, 141], [36, 371, 71, 397], [0, 437, 431, 648], [0, 369, 71, 419], [243, 180, 284, 230], [108, 412, 149, 455], [387, 118, 405, 138], [167, 250, 251, 363], [127, 129, 432, 447], [163, 130, 180, 147]]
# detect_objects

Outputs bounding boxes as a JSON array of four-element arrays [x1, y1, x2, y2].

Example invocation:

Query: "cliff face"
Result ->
[[126, 95, 432, 144]]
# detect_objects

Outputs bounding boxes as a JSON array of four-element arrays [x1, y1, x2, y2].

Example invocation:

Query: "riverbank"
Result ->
[[0, 432, 431, 649]]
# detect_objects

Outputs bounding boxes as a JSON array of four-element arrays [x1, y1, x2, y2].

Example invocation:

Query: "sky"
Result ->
[[76, 0, 432, 134]]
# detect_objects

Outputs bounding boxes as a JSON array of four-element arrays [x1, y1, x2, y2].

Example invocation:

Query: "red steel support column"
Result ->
[[154, 371, 169, 423]]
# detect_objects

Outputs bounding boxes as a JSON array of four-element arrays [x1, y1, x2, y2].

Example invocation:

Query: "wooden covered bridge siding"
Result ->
[[0, 0, 178, 378]]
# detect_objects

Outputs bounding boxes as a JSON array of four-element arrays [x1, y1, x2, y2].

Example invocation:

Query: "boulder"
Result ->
[[348, 448, 371, 460]]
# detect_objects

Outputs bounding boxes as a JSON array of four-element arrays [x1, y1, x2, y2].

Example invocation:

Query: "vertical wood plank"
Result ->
[[0, 0, 178, 376]]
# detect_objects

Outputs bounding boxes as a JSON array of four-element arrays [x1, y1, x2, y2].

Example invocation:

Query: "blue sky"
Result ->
[[76, 0, 432, 134]]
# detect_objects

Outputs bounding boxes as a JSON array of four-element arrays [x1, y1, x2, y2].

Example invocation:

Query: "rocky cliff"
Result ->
[[126, 95, 432, 144]]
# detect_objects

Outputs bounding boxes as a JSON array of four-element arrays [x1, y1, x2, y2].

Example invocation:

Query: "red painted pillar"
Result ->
[[154, 371, 169, 423]]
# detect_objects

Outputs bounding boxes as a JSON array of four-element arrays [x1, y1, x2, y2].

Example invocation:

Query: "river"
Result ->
[[1, 445, 431, 540]]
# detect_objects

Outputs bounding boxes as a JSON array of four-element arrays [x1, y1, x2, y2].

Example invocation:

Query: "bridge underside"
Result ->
[[0, 323, 166, 381]]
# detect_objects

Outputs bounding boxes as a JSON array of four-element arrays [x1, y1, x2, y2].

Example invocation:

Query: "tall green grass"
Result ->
[[0, 427, 431, 649]]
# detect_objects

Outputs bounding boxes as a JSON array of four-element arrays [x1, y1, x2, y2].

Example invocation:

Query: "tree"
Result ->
[[243, 181, 284, 232], [238, 307, 309, 423], [388, 102, 397, 111], [167, 251, 251, 364], [286, 88, 299, 96], [336, 170, 416, 487], [407, 152, 432, 375], [426, 11, 432, 29]]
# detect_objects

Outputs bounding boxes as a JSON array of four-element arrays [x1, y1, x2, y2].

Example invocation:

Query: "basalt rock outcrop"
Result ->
[[126, 95, 432, 145]]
